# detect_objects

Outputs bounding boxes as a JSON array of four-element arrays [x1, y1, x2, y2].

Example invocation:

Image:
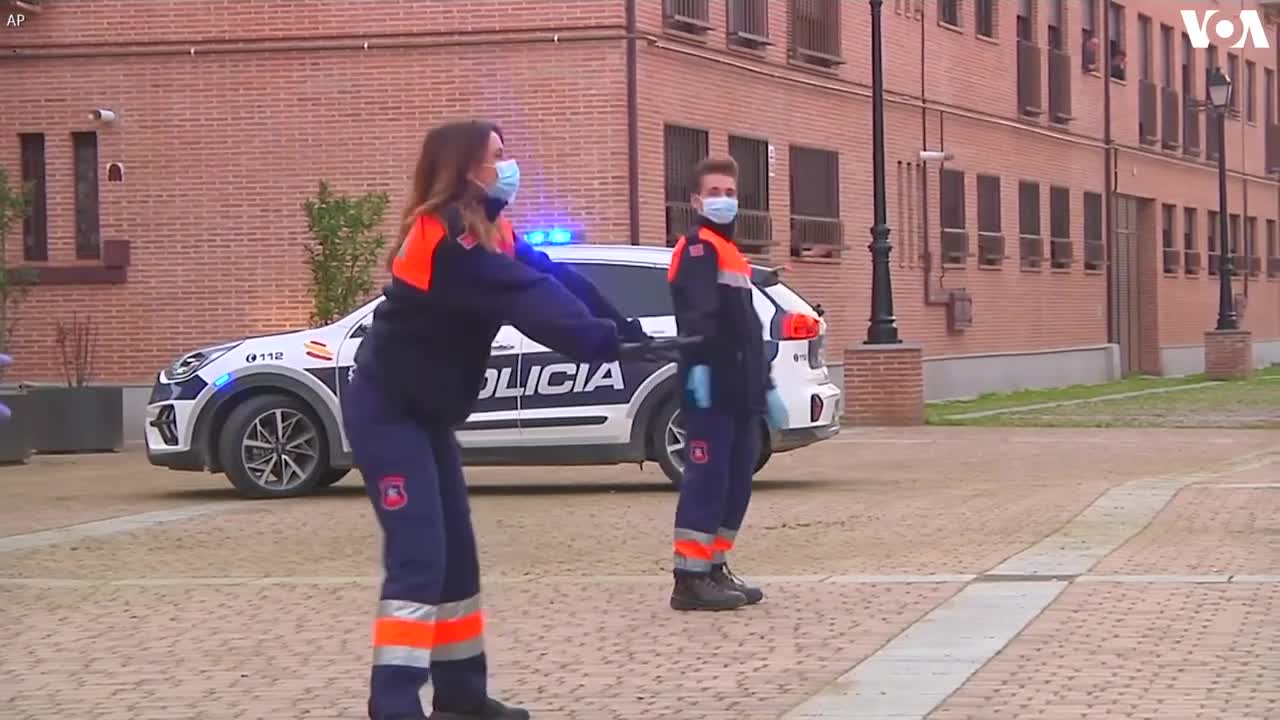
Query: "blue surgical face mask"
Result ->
[[699, 195, 738, 225], [486, 159, 520, 203]]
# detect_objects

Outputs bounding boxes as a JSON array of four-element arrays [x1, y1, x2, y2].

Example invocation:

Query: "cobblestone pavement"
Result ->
[[2, 427, 1278, 719]]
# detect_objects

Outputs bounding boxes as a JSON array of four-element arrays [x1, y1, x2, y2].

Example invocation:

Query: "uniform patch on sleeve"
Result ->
[[688, 243, 705, 257], [457, 234, 479, 250]]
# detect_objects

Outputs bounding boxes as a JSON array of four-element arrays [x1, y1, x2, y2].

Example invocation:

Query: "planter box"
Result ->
[[29, 386, 124, 454], [0, 387, 35, 464]]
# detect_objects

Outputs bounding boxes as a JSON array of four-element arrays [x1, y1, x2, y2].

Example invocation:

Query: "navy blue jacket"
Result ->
[[356, 206, 626, 427], [668, 218, 774, 414]]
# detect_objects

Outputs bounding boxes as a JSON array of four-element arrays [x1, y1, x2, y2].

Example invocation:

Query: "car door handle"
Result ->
[[491, 343, 515, 351]]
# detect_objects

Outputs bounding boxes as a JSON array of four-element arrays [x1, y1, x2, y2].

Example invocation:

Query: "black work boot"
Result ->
[[711, 563, 764, 605], [670, 573, 748, 611], [429, 697, 530, 720]]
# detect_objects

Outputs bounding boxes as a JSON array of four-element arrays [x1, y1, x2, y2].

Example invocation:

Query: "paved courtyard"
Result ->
[[2, 426, 1278, 719]]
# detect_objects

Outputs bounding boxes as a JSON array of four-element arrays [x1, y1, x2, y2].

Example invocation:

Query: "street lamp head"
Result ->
[[1207, 67, 1233, 110]]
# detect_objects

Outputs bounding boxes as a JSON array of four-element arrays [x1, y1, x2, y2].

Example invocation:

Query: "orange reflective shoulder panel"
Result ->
[[496, 218, 516, 257], [697, 227, 751, 288], [391, 214, 447, 291], [667, 235, 688, 282]]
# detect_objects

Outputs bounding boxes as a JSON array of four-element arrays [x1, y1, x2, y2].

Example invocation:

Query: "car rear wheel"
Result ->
[[649, 396, 772, 490], [218, 393, 331, 499]]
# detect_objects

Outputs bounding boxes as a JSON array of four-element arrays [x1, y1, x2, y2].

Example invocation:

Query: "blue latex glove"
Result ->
[[686, 364, 712, 409], [0, 354, 11, 421], [765, 388, 788, 430]]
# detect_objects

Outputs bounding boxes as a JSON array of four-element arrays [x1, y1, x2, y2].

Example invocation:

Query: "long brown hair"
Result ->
[[387, 120, 504, 268]]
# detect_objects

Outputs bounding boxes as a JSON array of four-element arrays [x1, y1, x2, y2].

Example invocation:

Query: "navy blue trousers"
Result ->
[[673, 409, 761, 575], [343, 372, 488, 720]]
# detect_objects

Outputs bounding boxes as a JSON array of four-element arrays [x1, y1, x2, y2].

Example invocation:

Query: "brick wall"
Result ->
[[2, 0, 1277, 384]]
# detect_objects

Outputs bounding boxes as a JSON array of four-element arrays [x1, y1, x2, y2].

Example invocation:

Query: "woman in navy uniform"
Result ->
[[344, 120, 648, 720]]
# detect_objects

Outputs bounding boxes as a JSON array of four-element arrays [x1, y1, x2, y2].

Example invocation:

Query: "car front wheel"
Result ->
[[218, 393, 331, 499]]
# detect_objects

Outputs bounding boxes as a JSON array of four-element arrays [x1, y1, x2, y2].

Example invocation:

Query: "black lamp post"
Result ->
[[1207, 67, 1238, 331], [865, 0, 900, 344]]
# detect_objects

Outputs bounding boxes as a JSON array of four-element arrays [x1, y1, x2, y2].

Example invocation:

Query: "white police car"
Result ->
[[145, 242, 843, 498]]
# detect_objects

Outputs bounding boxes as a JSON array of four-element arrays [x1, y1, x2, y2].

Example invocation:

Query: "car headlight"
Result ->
[[163, 341, 242, 382]]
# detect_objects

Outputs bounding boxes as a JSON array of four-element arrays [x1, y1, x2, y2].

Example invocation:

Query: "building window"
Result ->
[[1227, 53, 1240, 114], [1159, 24, 1174, 87], [728, 0, 770, 46], [1266, 68, 1276, 126], [1081, 0, 1099, 72], [19, 133, 48, 262], [1267, 219, 1278, 278], [1160, 203, 1178, 274], [976, 0, 995, 37], [1016, 0, 1033, 42], [664, 0, 712, 34], [789, 145, 842, 258], [1018, 181, 1043, 269], [1181, 33, 1196, 100], [1245, 61, 1257, 124], [1050, 186, 1072, 269], [939, 168, 968, 266], [728, 135, 772, 253], [1083, 191, 1104, 270], [1108, 2, 1126, 82], [1245, 216, 1258, 276], [1229, 213, 1241, 268], [790, 0, 844, 67], [940, 0, 960, 27], [1047, 0, 1064, 50], [1207, 210, 1220, 276], [1184, 207, 1200, 276], [1137, 14, 1151, 83], [976, 175, 1004, 267], [663, 124, 709, 245], [72, 131, 101, 260]]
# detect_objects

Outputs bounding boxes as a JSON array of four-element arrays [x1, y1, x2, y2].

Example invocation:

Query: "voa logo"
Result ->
[[1181, 10, 1270, 50], [477, 362, 624, 400]]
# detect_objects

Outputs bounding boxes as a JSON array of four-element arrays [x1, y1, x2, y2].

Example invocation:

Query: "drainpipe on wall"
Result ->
[[1103, 2, 1115, 348], [919, 5, 952, 308], [625, 0, 640, 246]]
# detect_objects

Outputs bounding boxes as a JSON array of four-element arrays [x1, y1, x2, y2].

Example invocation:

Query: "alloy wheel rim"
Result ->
[[664, 408, 687, 473], [241, 409, 320, 491]]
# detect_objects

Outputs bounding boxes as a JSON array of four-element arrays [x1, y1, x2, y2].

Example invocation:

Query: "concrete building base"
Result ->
[[841, 343, 925, 426], [1160, 339, 1280, 377], [1204, 330, 1255, 380]]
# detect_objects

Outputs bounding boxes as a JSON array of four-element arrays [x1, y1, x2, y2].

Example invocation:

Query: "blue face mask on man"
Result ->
[[698, 195, 738, 225], [485, 159, 520, 204]]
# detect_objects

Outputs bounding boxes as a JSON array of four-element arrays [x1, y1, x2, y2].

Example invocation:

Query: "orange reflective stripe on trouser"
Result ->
[[371, 596, 485, 668], [711, 527, 736, 564], [391, 215, 447, 291], [496, 218, 516, 257], [432, 596, 486, 662], [673, 527, 717, 572]]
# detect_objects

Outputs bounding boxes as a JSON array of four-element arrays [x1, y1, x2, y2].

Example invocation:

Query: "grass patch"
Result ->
[[929, 365, 1280, 428]]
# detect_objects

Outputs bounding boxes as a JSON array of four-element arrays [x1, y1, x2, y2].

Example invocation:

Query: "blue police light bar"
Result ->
[[523, 229, 575, 246]]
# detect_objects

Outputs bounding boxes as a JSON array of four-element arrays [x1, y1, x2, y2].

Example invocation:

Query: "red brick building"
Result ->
[[3, 0, 1279, 400]]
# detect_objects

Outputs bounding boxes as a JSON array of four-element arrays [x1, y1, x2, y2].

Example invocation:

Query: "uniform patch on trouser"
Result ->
[[379, 476, 408, 510], [371, 595, 486, 668], [689, 440, 709, 464], [711, 527, 736, 565]]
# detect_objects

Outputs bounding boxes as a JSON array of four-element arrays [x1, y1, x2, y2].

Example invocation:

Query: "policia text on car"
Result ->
[[342, 120, 670, 720], [666, 156, 789, 612]]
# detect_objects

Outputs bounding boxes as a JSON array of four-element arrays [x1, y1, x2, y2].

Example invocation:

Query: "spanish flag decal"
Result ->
[[304, 340, 335, 362]]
